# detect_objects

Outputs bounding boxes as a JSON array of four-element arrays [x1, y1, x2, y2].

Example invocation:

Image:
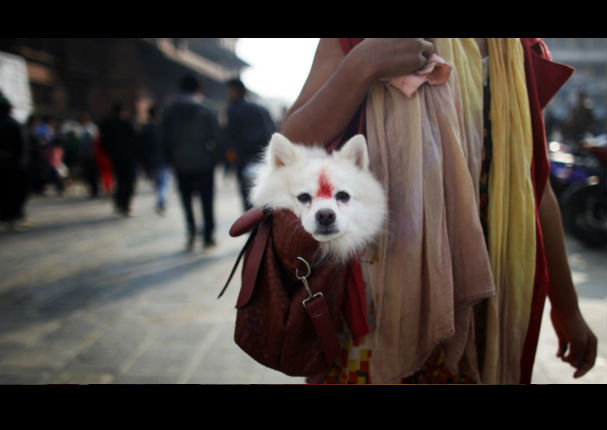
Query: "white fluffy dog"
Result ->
[[249, 133, 387, 263]]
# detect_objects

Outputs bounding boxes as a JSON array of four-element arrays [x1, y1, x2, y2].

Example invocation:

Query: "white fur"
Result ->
[[249, 133, 387, 263]]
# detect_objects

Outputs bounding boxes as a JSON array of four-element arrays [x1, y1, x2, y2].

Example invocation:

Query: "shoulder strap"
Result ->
[[217, 229, 256, 300], [218, 206, 270, 299], [303, 293, 340, 368], [236, 217, 272, 308]]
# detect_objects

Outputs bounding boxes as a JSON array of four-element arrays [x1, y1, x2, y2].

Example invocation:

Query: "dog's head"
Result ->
[[250, 133, 386, 261]]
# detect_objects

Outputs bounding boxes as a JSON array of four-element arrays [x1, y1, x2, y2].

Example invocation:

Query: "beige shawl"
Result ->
[[362, 38, 536, 384]]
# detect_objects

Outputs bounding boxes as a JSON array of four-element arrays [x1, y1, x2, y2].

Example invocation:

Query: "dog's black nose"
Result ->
[[315, 209, 336, 226]]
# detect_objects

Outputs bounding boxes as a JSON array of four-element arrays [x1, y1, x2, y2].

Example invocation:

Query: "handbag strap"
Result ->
[[218, 206, 270, 300], [297, 257, 340, 368], [217, 229, 256, 300], [236, 218, 272, 308], [303, 293, 340, 368]]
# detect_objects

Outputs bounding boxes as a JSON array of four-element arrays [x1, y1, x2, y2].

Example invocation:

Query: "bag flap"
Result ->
[[229, 206, 269, 237]]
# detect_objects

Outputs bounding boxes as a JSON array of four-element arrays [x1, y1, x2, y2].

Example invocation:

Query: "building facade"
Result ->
[[0, 38, 248, 125], [543, 38, 606, 137]]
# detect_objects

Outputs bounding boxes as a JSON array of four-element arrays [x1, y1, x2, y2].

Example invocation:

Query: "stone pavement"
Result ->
[[0, 170, 604, 385], [0, 172, 305, 384]]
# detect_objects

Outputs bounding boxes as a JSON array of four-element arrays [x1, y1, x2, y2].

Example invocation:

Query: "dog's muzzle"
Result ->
[[314, 209, 338, 235]]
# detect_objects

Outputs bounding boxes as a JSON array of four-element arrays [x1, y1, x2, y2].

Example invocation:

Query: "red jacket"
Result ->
[[334, 38, 574, 384]]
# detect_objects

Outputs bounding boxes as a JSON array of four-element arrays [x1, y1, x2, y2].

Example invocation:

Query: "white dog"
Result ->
[[249, 133, 387, 263]]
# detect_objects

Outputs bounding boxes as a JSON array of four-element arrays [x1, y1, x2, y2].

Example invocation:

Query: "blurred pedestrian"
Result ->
[[161, 74, 220, 251], [137, 105, 169, 215], [44, 133, 66, 196], [95, 135, 114, 195], [24, 114, 46, 194], [100, 102, 136, 216], [544, 109, 557, 141], [225, 78, 276, 211], [0, 93, 30, 230], [34, 115, 54, 146], [76, 112, 100, 198], [62, 122, 81, 175], [565, 91, 597, 143]]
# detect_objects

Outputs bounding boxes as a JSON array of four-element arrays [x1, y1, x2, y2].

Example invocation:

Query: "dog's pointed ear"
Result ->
[[334, 134, 369, 170], [267, 133, 297, 168]]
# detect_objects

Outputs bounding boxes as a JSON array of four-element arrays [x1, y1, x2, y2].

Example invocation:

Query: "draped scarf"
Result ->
[[362, 38, 536, 384]]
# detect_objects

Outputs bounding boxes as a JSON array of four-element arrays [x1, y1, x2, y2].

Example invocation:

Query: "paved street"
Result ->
[[0, 172, 305, 384], [0, 170, 604, 385]]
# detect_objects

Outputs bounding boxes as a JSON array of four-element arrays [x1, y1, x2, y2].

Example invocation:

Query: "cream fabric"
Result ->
[[482, 38, 536, 384], [362, 38, 535, 384]]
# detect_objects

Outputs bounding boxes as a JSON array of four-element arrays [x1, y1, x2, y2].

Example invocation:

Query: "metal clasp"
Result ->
[[295, 256, 323, 308]]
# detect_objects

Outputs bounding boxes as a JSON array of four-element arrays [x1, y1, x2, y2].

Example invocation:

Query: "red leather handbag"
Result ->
[[219, 207, 347, 377]]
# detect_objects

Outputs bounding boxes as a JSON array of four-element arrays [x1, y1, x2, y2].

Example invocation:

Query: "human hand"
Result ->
[[355, 38, 436, 81], [550, 307, 598, 378]]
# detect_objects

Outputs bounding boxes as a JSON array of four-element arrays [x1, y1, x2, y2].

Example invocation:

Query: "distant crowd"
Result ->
[[0, 75, 278, 251]]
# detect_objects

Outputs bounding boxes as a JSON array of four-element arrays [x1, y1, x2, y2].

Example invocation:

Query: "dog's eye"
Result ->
[[297, 193, 312, 204], [336, 191, 350, 203]]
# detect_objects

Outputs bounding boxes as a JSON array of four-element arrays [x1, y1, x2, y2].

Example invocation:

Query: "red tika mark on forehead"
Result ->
[[316, 170, 334, 199]]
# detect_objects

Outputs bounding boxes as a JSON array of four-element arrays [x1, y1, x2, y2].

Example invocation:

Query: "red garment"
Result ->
[[519, 38, 574, 383], [94, 136, 114, 193], [46, 146, 64, 168], [334, 38, 574, 383]]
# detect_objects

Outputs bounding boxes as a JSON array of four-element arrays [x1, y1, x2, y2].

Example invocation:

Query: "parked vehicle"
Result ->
[[549, 134, 606, 248]]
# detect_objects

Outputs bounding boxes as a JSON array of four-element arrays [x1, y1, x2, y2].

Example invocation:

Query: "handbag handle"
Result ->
[[218, 206, 270, 300]]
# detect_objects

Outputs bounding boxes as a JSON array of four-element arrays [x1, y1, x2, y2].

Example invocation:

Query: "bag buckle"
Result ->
[[296, 256, 323, 308]]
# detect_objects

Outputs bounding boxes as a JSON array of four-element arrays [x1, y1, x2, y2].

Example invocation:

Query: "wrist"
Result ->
[[344, 42, 378, 87], [549, 293, 581, 318]]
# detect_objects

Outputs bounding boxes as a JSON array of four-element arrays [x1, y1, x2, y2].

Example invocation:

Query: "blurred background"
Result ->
[[0, 38, 604, 385]]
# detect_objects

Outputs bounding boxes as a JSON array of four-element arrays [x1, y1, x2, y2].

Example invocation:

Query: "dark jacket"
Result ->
[[0, 114, 24, 167], [99, 116, 135, 166], [227, 98, 275, 166], [161, 95, 219, 173], [136, 121, 163, 175]]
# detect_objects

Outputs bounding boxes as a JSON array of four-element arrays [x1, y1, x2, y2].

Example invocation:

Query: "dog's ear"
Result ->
[[334, 134, 369, 170], [267, 133, 298, 168]]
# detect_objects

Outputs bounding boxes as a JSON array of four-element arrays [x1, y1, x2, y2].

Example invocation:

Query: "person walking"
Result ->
[[565, 91, 597, 143], [161, 74, 220, 251], [76, 112, 100, 198], [100, 102, 136, 216], [225, 78, 276, 211], [278, 38, 597, 384], [0, 93, 29, 230], [137, 105, 169, 215], [44, 133, 66, 196], [24, 114, 46, 194]]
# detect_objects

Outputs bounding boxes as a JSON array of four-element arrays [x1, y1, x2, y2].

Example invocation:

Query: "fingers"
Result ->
[[557, 339, 568, 359], [421, 38, 436, 59], [573, 333, 598, 378]]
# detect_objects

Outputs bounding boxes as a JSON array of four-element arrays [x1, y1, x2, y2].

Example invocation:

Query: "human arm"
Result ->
[[280, 38, 435, 146], [539, 181, 598, 378]]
